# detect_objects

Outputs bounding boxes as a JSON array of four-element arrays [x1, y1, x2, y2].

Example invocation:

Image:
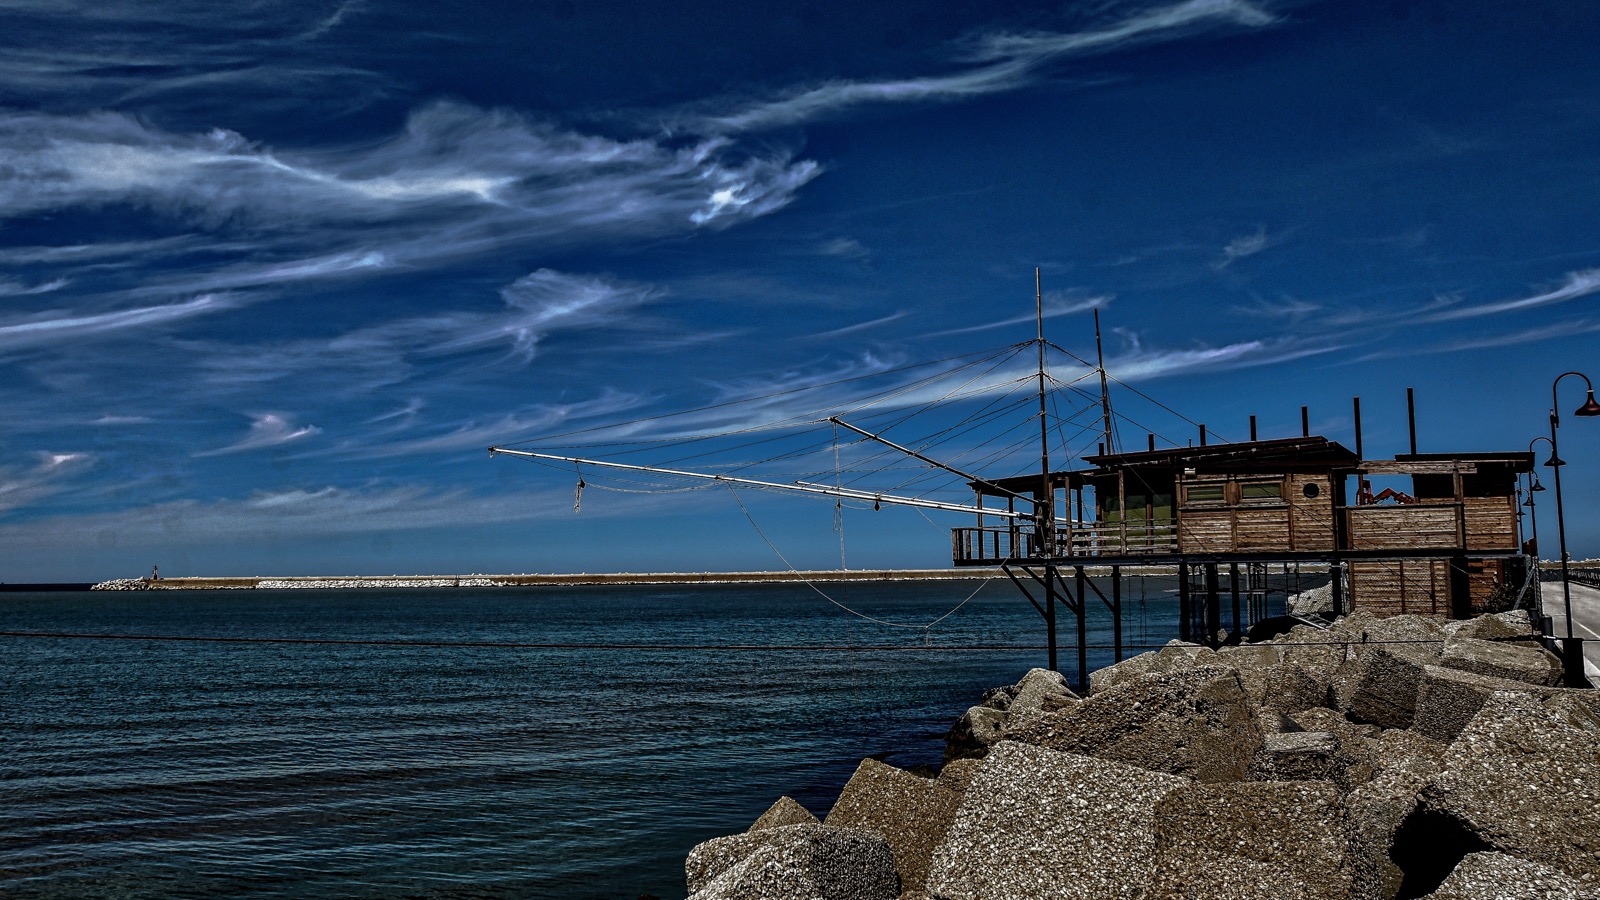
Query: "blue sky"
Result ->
[[2, 0, 1598, 581]]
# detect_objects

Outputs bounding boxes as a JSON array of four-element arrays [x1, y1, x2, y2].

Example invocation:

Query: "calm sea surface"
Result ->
[[1, 579, 1207, 898]]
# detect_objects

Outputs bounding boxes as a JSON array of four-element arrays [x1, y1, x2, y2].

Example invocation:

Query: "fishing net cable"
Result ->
[[726, 486, 1006, 631]]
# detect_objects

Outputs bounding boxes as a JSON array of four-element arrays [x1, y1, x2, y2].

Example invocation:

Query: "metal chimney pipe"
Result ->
[[1407, 387, 1417, 456], [1353, 396, 1364, 460]]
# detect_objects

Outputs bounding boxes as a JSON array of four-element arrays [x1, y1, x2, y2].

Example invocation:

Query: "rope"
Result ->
[[727, 486, 1003, 631]]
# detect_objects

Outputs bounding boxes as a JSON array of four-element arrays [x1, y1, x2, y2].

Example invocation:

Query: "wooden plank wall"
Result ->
[[1235, 507, 1291, 550], [1288, 474, 1335, 550], [1463, 497, 1518, 551], [1178, 510, 1233, 553], [1346, 505, 1459, 550], [1348, 558, 1450, 617], [1466, 559, 1507, 614]]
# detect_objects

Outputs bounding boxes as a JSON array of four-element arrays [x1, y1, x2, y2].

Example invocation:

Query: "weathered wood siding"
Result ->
[[1345, 505, 1460, 550], [1466, 558, 1508, 613], [1234, 507, 1291, 550], [1348, 558, 1449, 617], [1288, 474, 1336, 551], [1178, 510, 1233, 553], [1462, 496, 1517, 551]]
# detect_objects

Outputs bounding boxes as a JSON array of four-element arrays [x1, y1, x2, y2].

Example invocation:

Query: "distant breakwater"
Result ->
[[88, 569, 1006, 591]]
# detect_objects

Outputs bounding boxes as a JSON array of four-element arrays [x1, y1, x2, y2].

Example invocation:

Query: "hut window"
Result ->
[[1240, 482, 1283, 502], [1302, 482, 1321, 499], [1185, 484, 1225, 504]]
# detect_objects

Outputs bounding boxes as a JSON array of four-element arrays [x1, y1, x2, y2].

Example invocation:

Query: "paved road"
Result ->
[[1540, 580, 1600, 683]]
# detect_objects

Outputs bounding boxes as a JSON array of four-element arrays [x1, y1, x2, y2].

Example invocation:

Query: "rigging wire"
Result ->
[[726, 486, 1007, 631]]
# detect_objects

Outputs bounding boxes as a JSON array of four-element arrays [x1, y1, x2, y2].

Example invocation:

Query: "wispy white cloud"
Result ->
[[0, 480, 635, 548], [819, 237, 871, 260], [0, 104, 821, 245], [690, 0, 1277, 132], [0, 277, 69, 297], [920, 291, 1112, 339], [1230, 295, 1322, 318], [193, 269, 659, 393], [1425, 268, 1600, 321], [1106, 336, 1338, 381], [0, 293, 239, 352], [810, 312, 908, 340], [194, 412, 321, 457], [353, 389, 647, 459], [1215, 226, 1270, 267], [0, 450, 93, 515], [1354, 318, 1600, 361]]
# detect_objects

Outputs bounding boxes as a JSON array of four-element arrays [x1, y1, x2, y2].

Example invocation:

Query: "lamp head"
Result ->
[[1577, 389, 1600, 417], [1531, 476, 1545, 492], [1545, 452, 1565, 468]]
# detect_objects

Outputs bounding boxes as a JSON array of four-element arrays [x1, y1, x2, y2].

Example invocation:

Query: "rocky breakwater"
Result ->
[[685, 609, 1600, 900]]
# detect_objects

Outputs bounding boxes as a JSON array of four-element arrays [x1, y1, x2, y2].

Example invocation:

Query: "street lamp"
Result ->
[[1547, 371, 1600, 685], [1523, 435, 1549, 560]]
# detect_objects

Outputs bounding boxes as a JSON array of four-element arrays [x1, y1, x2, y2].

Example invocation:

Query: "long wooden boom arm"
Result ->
[[487, 447, 1032, 520]]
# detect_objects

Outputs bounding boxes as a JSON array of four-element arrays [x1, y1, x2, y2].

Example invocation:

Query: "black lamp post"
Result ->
[[1524, 436, 1549, 554], [1547, 371, 1600, 685]]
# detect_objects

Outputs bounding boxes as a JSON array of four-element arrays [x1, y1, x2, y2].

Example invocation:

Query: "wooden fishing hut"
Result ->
[[951, 435, 1535, 687]]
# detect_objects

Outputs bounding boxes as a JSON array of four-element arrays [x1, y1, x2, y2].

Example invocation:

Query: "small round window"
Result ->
[[1302, 482, 1321, 499]]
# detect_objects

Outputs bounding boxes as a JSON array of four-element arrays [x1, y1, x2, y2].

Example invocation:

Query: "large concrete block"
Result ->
[[1420, 851, 1589, 900], [942, 704, 1006, 764], [934, 758, 980, 793], [1008, 666, 1079, 716], [1249, 731, 1340, 783], [1422, 692, 1600, 886], [686, 823, 899, 900], [1357, 614, 1448, 666], [1147, 780, 1351, 900], [1412, 665, 1553, 742], [1089, 649, 1162, 695], [1440, 634, 1564, 686], [823, 758, 960, 897], [1273, 622, 1355, 684], [1005, 665, 1265, 783], [1446, 609, 1535, 643], [749, 795, 818, 831], [925, 742, 1189, 900], [1345, 757, 1440, 900], [1369, 727, 1447, 775], [1335, 648, 1429, 729]]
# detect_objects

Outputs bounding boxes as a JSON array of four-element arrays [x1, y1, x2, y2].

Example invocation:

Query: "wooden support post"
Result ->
[[1045, 563, 1058, 672], [1331, 560, 1345, 616], [1249, 415, 1258, 442], [1229, 562, 1241, 638], [1178, 561, 1191, 642], [1112, 565, 1123, 662], [1205, 563, 1222, 648], [1075, 565, 1090, 689], [1301, 406, 1310, 437], [1449, 554, 1471, 619]]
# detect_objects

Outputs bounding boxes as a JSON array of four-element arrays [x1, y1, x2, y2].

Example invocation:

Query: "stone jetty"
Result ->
[[685, 609, 1599, 899]]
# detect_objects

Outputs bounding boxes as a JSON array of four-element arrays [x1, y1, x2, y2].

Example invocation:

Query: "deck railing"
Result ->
[[951, 522, 1178, 563]]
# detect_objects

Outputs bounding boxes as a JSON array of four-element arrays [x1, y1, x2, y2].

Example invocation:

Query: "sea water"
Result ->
[[1, 578, 1211, 898]]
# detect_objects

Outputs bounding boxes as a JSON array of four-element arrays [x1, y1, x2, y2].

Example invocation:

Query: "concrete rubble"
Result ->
[[686, 609, 1598, 899]]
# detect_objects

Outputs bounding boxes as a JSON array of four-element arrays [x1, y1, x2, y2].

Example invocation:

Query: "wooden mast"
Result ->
[[1037, 267, 1057, 671]]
